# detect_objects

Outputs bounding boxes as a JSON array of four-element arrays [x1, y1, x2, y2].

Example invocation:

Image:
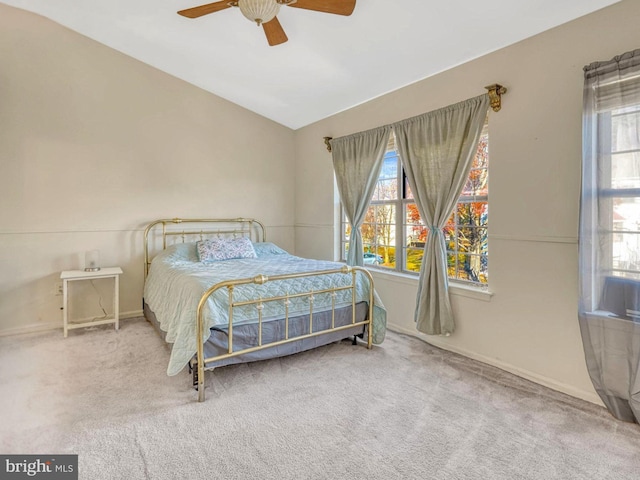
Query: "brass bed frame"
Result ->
[[143, 218, 374, 402]]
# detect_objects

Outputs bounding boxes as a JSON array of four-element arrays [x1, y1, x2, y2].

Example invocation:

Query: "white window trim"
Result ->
[[367, 268, 494, 302]]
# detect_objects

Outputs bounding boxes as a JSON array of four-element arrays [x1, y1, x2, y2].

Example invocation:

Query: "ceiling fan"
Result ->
[[178, 0, 356, 46]]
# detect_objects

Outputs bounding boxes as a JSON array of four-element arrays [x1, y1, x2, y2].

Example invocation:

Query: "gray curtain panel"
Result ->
[[393, 95, 489, 335], [580, 49, 640, 423], [331, 126, 391, 266]]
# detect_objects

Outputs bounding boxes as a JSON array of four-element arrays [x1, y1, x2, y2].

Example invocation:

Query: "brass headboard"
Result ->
[[143, 218, 266, 279]]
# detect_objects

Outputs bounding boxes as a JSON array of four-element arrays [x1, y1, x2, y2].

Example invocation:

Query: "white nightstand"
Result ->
[[61, 267, 123, 337]]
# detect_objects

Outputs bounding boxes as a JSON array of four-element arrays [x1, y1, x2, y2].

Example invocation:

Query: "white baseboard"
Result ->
[[388, 323, 603, 407], [0, 310, 144, 338]]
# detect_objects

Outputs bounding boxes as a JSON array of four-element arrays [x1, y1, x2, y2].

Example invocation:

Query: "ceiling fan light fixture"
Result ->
[[180, 0, 351, 46], [238, 0, 280, 26]]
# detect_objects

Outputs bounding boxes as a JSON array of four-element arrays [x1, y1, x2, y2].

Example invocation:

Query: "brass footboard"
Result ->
[[195, 266, 374, 402]]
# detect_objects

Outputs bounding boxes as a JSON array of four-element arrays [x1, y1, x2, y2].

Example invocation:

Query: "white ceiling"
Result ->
[[1, 0, 622, 129]]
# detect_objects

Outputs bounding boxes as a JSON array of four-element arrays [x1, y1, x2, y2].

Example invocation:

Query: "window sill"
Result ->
[[366, 268, 494, 302]]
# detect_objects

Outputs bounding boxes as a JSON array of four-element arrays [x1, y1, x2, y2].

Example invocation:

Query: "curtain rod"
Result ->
[[323, 83, 507, 152]]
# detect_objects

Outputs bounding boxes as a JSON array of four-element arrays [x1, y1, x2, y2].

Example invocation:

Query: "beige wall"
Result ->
[[294, 0, 640, 404], [0, 5, 295, 334]]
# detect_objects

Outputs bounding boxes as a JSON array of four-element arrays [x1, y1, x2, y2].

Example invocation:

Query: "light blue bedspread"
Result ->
[[144, 242, 387, 375]]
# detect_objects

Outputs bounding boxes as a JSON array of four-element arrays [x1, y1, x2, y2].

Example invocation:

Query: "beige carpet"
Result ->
[[1, 318, 639, 479]]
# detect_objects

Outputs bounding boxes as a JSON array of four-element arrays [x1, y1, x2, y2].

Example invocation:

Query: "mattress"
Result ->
[[144, 301, 368, 369]]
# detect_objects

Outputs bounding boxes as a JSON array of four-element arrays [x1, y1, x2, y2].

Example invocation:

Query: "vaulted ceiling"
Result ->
[[1, 0, 622, 129]]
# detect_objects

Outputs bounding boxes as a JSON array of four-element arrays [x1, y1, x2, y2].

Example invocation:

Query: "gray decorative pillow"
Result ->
[[197, 237, 257, 262]]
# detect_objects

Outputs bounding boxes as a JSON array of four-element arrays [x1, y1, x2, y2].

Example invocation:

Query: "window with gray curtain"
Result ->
[[338, 95, 489, 335], [340, 124, 489, 286], [331, 126, 391, 266], [393, 95, 490, 335], [579, 48, 640, 423]]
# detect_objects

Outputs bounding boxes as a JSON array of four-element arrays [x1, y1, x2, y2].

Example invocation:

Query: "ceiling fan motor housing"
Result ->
[[238, 0, 281, 26]]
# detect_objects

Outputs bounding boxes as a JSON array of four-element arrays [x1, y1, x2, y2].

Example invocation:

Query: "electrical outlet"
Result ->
[[55, 282, 63, 296]]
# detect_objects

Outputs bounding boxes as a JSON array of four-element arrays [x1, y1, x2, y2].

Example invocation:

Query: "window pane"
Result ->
[[381, 151, 398, 179], [360, 226, 376, 246], [458, 228, 488, 254], [371, 151, 399, 201], [609, 196, 640, 277], [405, 179, 414, 200], [611, 151, 640, 189], [371, 185, 380, 201], [372, 180, 393, 201], [375, 220, 395, 247], [456, 202, 488, 227], [405, 203, 423, 226], [462, 168, 489, 196], [442, 198, 489, 284], [374, 178, 398, 200], [444, 208, 456, 229], [456, 257, 474, 281], [478, 255, 489, 284], [343, 222, 351, 239], [379, 178, 398, 200], [374, 204, 396, 226], [444, 227, 457, 251], [376, 245, 396, 268], [361, 206, 376, 243], [406, 224, 427, 247], [364, 205, 376, 221], [455, 254, 487, 284], [447, 253, 457, 278], [612, 233, 640, 275], [406, 247, 423, 272], [613, 198, 640, 232], [612, 111, 640, 152], [472, 133, 489, 169], [405, 203, 426, 246], [463, 127, 489, 195]]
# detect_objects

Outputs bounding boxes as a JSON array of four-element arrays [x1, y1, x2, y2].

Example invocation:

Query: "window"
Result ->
[[578, 51, 640, 421], [600, 104, 640, 280], [341, 122, 489, 287]]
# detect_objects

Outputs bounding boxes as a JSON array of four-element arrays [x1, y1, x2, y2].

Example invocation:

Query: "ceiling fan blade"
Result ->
[[178, 1, 232, 19], [262, 17, 288, 46], [287, 0, 356, 16]]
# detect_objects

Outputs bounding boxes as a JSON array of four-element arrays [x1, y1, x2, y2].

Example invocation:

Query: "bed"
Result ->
[[142, 218, 386, 401]]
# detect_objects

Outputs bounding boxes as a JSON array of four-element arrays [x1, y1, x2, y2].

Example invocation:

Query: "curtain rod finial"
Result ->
[[323, 137, 333, 153], [485, 84, 507, 112]]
